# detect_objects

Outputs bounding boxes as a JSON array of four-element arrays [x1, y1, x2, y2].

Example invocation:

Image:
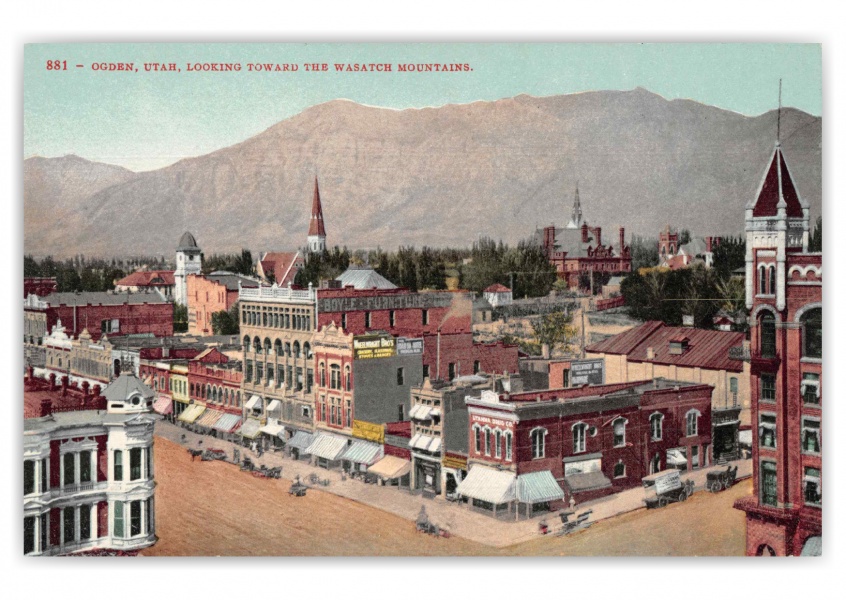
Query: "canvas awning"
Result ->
[[738, 430, 753, 447], [238, 418, 262, 439], [564, 471, 612, 493], [517, 471, 565, 503], [266, 399, 282, 416], [409, 433, 436, 451], [368, 455, 411, 480], [456, 466, 516, 504], [244, 395, 263, 411], [287, 431, 315, 451], [666, 448, 688, 466], [177, 403, 206, 424], [340, 440, 383, 465], [212, 414, 242, 433], [410, 404, 433, 420], [428, 438, 442, 454], [153, 395, 173, 416], [196, 408, 224, 429], [260, 421, 286, 437], [305, 434, 348, 461]]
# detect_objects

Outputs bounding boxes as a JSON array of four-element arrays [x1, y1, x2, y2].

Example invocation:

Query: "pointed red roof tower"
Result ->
[[307, 176, 327, 252]]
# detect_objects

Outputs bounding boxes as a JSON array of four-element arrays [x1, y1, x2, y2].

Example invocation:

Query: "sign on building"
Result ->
[[396, 337, 424, 356], [570, 358, 604, 386], [353, 334, 396, 360], [352, 420, 385, 443]]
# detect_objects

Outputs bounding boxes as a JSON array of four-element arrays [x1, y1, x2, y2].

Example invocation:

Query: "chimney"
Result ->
[[541, 343, 550, 359], [682, 315, 695, 327], [61, 375, 69, 397], [646, 347, 655, 360], [594, 227, 602, 246], [40, 398, 52, 417], [27, 365, 35, 380], [81, 381, 90, 397], [92, 384, 101, 397], [49, 373, 57, 390], [619, 227, 625, 252], [581, 223, 589, 243]]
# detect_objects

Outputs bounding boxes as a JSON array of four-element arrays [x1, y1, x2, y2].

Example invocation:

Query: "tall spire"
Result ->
[[566, 181, 583, 229], [308, 176, 326, 237], [777, 78, 782, 144]]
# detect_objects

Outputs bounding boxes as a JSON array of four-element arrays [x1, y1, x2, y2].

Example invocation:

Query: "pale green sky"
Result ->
[[24, 43, 822, 172]]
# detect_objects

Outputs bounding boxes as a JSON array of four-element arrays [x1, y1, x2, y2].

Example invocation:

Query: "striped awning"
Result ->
[[153, 395, 173, 415], [340, 440, 383, 465], [196, 408, 224, 429], [409, 433, 436, 451], [287, 431, 315, 451], [410, 404, 433, 420], [517, 471, 565, 503], [239, 418, 262, 439], [305, 434, 348, 461], [177, 403, 206, 424], [456, 466, 516, 504], [213, 413, 242, 433], [368, 455, 411, 480], [260, 421, 286, 437]]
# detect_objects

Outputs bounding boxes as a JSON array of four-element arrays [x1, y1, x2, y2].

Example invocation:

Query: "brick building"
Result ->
[[458, 379, 713, 519], [733, 142, 822, 557], [24, 277, 57, 298], [187, 271, 258, 335], [24, 372, 159, 555], [115, 270, 175, 300]]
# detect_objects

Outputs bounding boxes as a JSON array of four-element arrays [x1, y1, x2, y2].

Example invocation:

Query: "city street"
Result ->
[[140, 427, 750, 556]]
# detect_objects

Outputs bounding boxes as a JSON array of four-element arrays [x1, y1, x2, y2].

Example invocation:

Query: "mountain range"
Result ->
[[24, 88, 822, 258]]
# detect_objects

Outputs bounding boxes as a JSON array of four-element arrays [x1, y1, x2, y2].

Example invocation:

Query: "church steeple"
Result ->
[[566, 182, 583, 229], [307, 176, 327, 253]]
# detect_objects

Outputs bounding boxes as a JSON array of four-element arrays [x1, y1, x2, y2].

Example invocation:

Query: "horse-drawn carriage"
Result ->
[[706, 465, 738, 493], [201, 448, 228, 462], [252, 465, 282, 479], [415, 506, 450, 538], [642, 469, 695, 509], [289, 475, 308, 497]]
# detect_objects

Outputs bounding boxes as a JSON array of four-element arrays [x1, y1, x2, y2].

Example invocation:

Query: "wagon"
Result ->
[[706, 465, 738, 493], [201, 448, 227, 461], [289, 475, 307, 496], [642, 469, 695, 509]]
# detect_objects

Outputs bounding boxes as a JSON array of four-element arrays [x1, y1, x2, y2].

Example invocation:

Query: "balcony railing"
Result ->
[[239, 282, 316, 303]]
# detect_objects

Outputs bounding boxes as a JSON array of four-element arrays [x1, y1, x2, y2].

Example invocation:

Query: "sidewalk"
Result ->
[[155, 420, 751, 548]]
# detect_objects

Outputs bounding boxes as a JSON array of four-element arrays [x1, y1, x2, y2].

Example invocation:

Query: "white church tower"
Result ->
[[174, 231, 202, 307]]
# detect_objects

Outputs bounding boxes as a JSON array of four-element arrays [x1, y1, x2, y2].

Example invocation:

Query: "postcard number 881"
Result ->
[[46, 60, 67, 71]]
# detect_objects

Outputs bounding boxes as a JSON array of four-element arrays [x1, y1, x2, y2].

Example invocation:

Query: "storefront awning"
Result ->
[[368, 455, 411, 480], [260, 421, 286, 437], [177, 403, 206, 424], [410, 404, 432, 420], [340, 440, 383, 465], [666, 448, 687, 466], [564, 471, 612, 493], [409, 433, 436, 451], [196, 408, 224, 429], [456, 466, 516, 504], [287, 431, 315, 451], [266, 399, 281, 414], [212, 413, 242, 433], [153, 395, 173, 415], [244, 395, 263, 411], [738, 430, 753, 446], [517, 471, 565, 503], [239, 418, 262, 439], [305, 434, 348, 461]]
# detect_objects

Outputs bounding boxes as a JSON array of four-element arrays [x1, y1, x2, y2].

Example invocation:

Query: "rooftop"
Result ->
[[41, 290, 170, 306], [336, 267, 397, 290]]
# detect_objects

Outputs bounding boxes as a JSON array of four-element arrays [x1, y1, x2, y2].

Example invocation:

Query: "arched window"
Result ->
[[484, 428, 492, 456], [319, 363, 326, 387], [285, 342, 291, 357], [650, 413, 664, 441], [686, 409, 701, 437], [263, 338, 271, 354], [530, 427, 547, 459], [768, 265, 776, 296], [759, 265, 768, 295], [253, 337, 262, 354], [573, 423, 587, 454], [801, 307, 822, 359], [473, 425, 482, 454], [236, 392, 241, 406], [293, 341, 301, 358], [344, 365, 351, 391], [760, 312, 776, 358], [243, 336, 251, 353], [494, 430, 502, 458], [613, 418, 627, 447], [303, 342, 311, 358], [274, 339, 282, 355], [614, 461, 626, 479], [505, 431, 513, 461], [330, 364, 341, 390]]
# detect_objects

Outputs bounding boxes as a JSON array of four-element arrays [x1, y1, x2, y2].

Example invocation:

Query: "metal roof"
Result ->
[[517, 471, 565, 503], [43, 290, 169, 306], [177, 231, 201, 252], [336, 267, 397, 290], [287, 431, 315, 450], [103, 374, 155, 403]]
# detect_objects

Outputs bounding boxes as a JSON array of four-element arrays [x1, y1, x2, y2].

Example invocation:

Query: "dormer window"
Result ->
[[669, 337, 689, 355]]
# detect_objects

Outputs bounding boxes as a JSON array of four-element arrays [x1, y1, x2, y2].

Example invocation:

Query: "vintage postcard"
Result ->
[[22, 42, 822, 558]]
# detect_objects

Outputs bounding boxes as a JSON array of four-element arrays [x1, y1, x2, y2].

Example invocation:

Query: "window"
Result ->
[[474, 426, 482, 454], [296, 368, 303, 391], [346, 400, 352, 428], [803, 467, 821, 506], [473, 360, 480, 374], [146, 498, 152, 535], [130, 500, 142, 537], [759, 414, 777, 448], [686, 410, 700, 437], [398, 404, 405, 421], [130, 448, 142, 481], [24, 460, 35, 495], [613, 418, 627, 447], [80, 450, 92, 483], [801, 308, 822, 359], [573, 423, 587, 454], [614, 461, 626, 478], [758, 266, 767, 295], [448, 363, 456, 380], [760, 313, 776, 358], [505, 432, 512, 461], [330, 365, 341, 390], [484, 428, 492, 456], [341, 313, 347, 330], [422, 309, 429, 326], [256, 362, 263, 382], [495, 430, 502, 458], [146, 446, 152, 479], [245, 360, 253, 382], [63, 452, 75, 486], [80, 505, 91, 540], [389, 310, 395, 327], [396, 368, 404, 386], [531, 428, 547, 459], [802, 373, 820, 405], [802, 418, 821, 454], [650, 413, 664, 441], [345, 366, 351, 391], [319, 363, 326, 387], [306, 369, 314, 394], [113, 450, 123, 481], [730, 377, 739, 406], [760, 461, 777, 506], [24, 516, 36, 555], [63, 507, 75, 545], [113, 501, 125, 537], [768, 265, 776, 296], [266, 364, 274, 383], [40, 513, 47, 553], [422, 364, 430, 380], [365, 312, 371, 328], [760, 373, 776, 401]]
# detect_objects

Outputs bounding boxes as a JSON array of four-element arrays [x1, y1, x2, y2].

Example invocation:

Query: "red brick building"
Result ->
[[459, 379, 713, 517], [734, 143, 822, 557], [24, 277, 58, 298]]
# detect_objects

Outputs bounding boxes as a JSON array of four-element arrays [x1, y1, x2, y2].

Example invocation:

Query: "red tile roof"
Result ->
[[484, 283, 511, 293], [259, 252, 302, 286], [116, 270, 175, 287], [586, 321, 745, 372]]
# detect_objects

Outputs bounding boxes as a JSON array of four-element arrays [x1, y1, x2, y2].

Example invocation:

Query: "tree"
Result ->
[[232, 249, 254, 276], [630, 236, 660, 271], [711, 236, 745, 281], [531, 311, 578, 355], [211, 310, 238, 335], [173, 303, 188, 333], [679, 229, 691, 246]]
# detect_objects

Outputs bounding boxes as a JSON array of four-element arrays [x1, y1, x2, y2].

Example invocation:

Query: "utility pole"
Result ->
[[580, 303, 586, 359]]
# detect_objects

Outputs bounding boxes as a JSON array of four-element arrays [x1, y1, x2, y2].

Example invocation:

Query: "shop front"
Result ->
[[340, 440, 383, 474], [286, 430, 315, 460], [368, 454, 412, 489], [195, 408, 225, 436], [305, 433, 348, 469], [212, 413, 243, 442], [239, 417, 263, 445], [177, 403, 206, 430], [259, 419, 286, 450], [456, 465, 517, 519], [516, 471, 565, 519], [442, 453, 468, 501]]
